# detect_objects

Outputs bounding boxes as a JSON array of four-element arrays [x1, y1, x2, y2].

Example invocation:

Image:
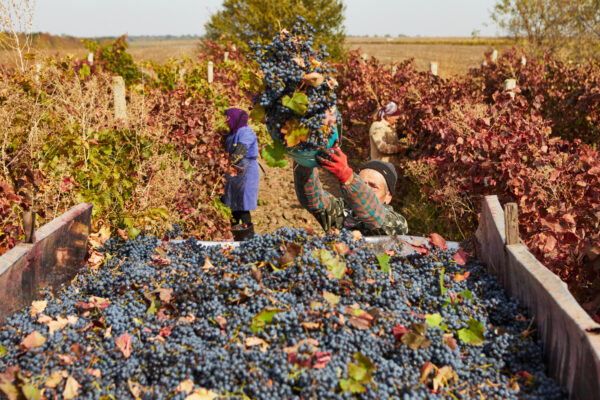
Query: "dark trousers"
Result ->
[[232, 211, 252, 226]]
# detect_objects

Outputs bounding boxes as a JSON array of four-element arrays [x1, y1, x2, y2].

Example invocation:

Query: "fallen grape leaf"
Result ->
[[376, 253, 390, 273], [301, 321, 321, 330], [457, 319, 485, 346], [87, 369, 101, 378], [453, 247, 469, 265], [442, 333, 457, 351], [185, 388, 219, 400], [215, 316, 227, 329], [334, 242, 350, 255], [45, 370, 67, 388], [0, 381, 18, 400], [340, 352, 376, 393], [433, 366, 457, 391], [21, 384, 40, 400], [63, 376, 80, 400], [425, 313, 446, 331], [245, 336, 269, 352], [406, 242, 429, 255], [21, 331, 46, 349], [429, 233, 448, 250], [278, 242, 302, 266], [202, 257, 215, 272], [128, 379, 142, 399], [345, 307, 374, 330], [313, 352, 332, 369], [115, 333, 133, 358], [47, 316, 69, 335], [177, 380, 195, 394], [313, 249, 346, 279], [393, 324, 407, 341], [323, 291, 340, 306], [401, 323, 431, 350], [250, 308, 281, 333], [30, 300, 47, 317], [420, 361, 435, 384], [453, 271, 470, 282]]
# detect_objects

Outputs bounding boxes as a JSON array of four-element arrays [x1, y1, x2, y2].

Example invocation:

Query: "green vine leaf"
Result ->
[[457, 319, 485, 346], [282, 92, 309, 115]]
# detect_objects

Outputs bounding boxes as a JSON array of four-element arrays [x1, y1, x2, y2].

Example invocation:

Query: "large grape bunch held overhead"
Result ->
[[251, 17, 340, 150], [0, 228, 565, 399]]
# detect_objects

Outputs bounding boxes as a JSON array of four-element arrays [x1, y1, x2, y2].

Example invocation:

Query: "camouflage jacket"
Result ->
[[293, 164, 409, 236]]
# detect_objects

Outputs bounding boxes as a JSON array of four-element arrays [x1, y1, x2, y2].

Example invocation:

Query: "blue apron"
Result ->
[[223, 126, 259, 211]]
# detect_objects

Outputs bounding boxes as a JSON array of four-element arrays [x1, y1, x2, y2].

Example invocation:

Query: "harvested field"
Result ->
[[345, 37, 516, 77], [1, 36, 517, 77]]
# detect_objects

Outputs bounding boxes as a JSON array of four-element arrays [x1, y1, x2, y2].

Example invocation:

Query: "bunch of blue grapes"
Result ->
[[0, 229, 566, 399], [250, 16, 340, 150]]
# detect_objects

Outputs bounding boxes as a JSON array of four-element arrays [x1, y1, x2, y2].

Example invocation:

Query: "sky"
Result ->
[[33, 0, 501, 38]]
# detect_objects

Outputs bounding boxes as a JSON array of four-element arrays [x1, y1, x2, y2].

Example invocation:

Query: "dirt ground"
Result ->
[[252, 162, 342, 235]]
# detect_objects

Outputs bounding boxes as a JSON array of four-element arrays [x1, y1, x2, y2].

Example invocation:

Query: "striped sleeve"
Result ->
[[293, 163, 330, 213], [340, 173, 387, 229]]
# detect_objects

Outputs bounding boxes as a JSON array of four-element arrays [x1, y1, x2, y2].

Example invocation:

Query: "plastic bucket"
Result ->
[[287, 126, 339, 168]]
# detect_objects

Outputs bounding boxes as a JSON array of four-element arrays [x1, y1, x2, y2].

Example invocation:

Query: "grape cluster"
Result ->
[[0, 228, 566, 399], [251, 17, 340, 150]]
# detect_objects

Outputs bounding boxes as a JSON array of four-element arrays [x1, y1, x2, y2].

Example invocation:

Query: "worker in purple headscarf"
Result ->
[[222, 107, 259, 240]]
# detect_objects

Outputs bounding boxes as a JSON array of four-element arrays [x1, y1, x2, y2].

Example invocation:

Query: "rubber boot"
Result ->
[[231, 222, 255, 241]]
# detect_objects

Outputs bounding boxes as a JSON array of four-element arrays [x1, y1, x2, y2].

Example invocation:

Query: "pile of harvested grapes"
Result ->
[[0, 228, 566, 399]]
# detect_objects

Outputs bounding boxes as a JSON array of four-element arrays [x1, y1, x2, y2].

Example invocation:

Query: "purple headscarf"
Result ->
[[225, 108, 249, 134]]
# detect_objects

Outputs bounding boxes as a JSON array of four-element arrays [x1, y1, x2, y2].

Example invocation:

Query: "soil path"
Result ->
[[252, 162, 342, 235]]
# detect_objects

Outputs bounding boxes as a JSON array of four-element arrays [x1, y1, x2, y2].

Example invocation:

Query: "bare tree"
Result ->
[[0, 0, 36, 72]]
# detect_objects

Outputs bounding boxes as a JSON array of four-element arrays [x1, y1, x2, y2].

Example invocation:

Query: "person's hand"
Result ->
[[316, 146, 353, 184]]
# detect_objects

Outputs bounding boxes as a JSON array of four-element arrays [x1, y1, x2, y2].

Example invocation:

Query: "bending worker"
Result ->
[[369, 102, 403, 166], [293, 145, 408, 236]]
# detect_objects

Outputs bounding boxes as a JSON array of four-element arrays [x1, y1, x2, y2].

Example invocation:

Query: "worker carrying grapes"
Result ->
[[369, 101, 403, 167], [293, 144, 408, 236]]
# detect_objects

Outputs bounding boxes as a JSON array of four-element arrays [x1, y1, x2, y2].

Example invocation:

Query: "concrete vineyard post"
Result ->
[[391, 65, 397, 76], [521, 56, 527, 66], [34, 63, 41, 83], [503, 202, 519, 245], [208, 62, 214, 83], [503, 78, 517, 100], [430, 61, 438, 76], [361, 53, 368, 61], [179, 68, 186, 81], [87, 52, 94, 65], [224, 52, 229, 62], [491, 49, 498, 63], [112, 76, 127, 123], [22, 211, 36, 244]]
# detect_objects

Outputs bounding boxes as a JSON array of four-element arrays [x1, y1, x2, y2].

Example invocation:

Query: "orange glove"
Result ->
[[316, 147, 353, 184]]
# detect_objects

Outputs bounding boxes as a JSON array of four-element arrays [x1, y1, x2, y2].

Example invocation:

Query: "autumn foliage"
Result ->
[[335, 49, 600, 319]]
